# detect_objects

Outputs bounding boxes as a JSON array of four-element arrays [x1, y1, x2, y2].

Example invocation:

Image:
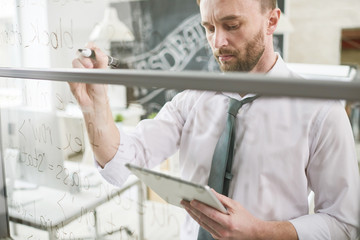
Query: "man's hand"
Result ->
[[69, 43, 120, 167], [181, 189, 298, 240], [70, 43, 109, 111]]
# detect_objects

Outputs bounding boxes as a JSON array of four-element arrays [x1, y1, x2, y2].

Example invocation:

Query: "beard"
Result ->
[[214, 29, 265, 72]]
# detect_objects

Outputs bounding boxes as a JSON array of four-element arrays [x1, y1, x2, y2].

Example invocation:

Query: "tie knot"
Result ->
[[227, 96, 258, 116]]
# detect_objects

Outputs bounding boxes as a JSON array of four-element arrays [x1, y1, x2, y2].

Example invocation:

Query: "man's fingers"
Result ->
[[181, 201, 221, 239], [193, 201, 235, 235], [72, 58, 84, 68], [211, 189, 233, 211], [92, 47, 109, 68], [84, 42, 108, 68], [72, 56, 95, 69], [74, 43, 108, 69]]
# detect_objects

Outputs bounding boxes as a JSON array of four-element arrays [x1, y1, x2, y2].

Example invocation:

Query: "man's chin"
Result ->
[[220, 62, 255, 72], [220, 63, 233, 72], [216, 59, 248, 72], [221, 65, 244, 72]]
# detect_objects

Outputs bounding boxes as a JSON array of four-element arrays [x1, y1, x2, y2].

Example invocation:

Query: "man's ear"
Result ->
[[267, 8, 281, 35]]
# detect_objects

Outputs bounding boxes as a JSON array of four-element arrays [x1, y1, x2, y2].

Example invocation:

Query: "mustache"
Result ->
[[213, 48, 239, 57]]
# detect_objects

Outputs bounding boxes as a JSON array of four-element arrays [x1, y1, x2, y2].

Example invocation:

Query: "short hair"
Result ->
[[196, 0, 277, 13]]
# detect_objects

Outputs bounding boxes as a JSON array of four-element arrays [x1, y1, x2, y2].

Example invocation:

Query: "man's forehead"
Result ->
[[200, 0, 259, 21], [200, 0, 261, 13], [199, 0, 260, 6]]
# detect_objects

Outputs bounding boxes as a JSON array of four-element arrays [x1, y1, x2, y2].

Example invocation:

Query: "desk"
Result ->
[[8, 174, 144, 240]]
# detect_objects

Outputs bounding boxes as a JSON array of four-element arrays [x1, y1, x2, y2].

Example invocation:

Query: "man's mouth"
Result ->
[[218, 55, 234, 62]]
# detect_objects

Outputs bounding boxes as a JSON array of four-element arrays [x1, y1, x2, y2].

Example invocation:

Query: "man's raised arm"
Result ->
[[69, 44, 120, 168]]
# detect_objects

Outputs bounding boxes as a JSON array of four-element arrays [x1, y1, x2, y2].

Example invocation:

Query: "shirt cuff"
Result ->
[[95, 126, 135, 187], [289, 214, 331, 240]]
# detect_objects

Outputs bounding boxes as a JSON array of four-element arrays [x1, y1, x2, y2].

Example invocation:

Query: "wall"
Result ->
[[342, 49, 360, 66], [288, 0, 360, 64]]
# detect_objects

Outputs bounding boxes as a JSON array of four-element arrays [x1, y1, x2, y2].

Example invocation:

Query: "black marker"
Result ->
[[78, 48, 127, 69]]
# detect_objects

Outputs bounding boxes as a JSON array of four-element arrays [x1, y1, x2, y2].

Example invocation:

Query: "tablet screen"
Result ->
[[126, 163, 227, 214]]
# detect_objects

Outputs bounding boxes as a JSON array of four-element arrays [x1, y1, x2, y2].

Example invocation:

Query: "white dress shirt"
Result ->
[[98, 55, 360, 239]]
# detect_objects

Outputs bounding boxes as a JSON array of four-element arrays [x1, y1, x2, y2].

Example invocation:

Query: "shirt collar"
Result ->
[[222, 53, 288, 100], [267, 53, 292, 77]]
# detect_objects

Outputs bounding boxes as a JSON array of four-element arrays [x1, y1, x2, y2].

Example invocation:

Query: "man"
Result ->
[[71, 0, 360, 239]]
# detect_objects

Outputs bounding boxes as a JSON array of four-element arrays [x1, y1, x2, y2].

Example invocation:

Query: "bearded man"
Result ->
[[71, 0, 360, 239]]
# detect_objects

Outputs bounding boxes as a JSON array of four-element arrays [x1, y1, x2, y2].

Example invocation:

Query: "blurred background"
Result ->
[[0, 0, 359, 239]]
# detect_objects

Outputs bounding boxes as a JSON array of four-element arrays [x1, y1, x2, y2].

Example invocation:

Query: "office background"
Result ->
[[0, 0, 359, 239]]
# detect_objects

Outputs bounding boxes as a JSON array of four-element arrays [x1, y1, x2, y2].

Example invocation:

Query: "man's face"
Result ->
[[200, 0, 268, 72]]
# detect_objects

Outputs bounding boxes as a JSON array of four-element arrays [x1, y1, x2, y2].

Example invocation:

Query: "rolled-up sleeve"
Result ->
[[96, 127, 137, 186]]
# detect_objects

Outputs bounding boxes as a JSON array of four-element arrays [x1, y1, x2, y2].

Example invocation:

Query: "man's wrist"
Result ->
[[253, 219, 267, 240], [254, 220, 298, 240], [82, 100, 112, 123]]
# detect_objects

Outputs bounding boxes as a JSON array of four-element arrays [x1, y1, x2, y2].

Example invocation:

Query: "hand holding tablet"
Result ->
[[126, 163, 228, 214]]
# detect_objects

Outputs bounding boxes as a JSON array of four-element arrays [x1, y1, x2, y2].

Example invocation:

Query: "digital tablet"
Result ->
[[126, 163, 227, 214]]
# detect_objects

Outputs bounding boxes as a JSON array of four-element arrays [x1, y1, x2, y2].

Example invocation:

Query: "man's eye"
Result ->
[[206, 27, 215, 33], [227, 25, 239, 30]]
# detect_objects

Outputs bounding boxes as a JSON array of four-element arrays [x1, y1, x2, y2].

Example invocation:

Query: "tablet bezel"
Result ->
[[126, 163, 228, 214]]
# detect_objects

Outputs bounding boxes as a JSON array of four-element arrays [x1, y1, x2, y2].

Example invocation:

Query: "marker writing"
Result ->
[[78, 48, 127, 69]]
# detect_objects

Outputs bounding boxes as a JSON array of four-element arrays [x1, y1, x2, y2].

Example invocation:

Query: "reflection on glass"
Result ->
[[0, 0, 359, 239]]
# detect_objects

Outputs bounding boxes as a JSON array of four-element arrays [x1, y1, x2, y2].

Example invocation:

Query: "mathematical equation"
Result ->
[[18, 116, 84, 153]]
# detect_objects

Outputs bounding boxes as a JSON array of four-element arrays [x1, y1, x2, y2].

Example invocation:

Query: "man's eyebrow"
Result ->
[[201, 15, 245, 26], [219, 14, 245, 22], [201, 21, 211, 27]]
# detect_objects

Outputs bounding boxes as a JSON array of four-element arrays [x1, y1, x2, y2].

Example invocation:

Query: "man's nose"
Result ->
[[212, 29, 228, 49]]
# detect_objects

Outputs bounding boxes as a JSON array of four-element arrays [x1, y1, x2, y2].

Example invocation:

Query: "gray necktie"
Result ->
[[197, 95, 258, 240]]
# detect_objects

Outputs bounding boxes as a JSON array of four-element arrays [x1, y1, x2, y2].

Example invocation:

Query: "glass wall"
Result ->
[[0, 0, 359, 239]]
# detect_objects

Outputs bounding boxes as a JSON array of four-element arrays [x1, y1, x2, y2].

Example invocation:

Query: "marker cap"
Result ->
[[78, 48, 95, 58]]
